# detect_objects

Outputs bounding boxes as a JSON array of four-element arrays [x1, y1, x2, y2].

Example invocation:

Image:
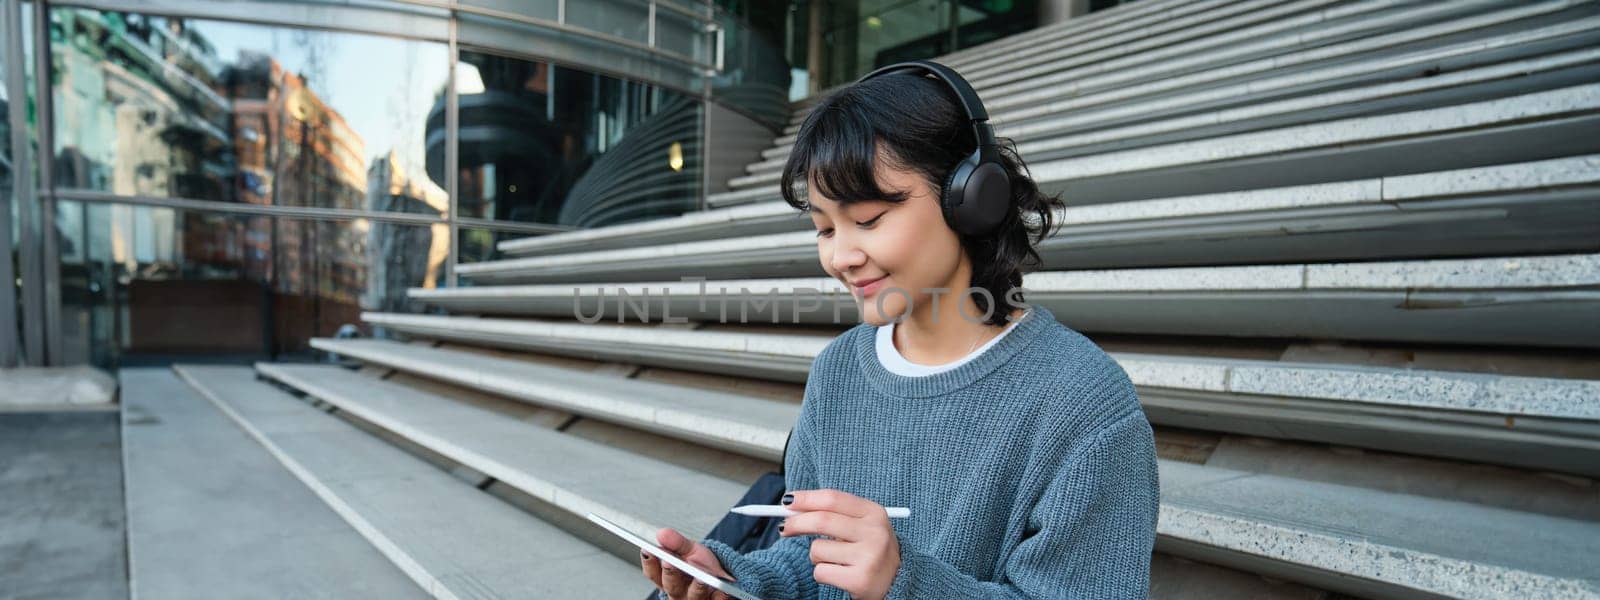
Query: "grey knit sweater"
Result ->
[[702, 304, 1159, 599]]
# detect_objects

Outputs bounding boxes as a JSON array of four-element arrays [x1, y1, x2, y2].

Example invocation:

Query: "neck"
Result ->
[[892, 273, 1023, 366]]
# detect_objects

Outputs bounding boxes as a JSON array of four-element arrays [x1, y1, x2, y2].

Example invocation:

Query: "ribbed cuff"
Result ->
[[700, 537, 817, 600], [882, 532, 918, 600]]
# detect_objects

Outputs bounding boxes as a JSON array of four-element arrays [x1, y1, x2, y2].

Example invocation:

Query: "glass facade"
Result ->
[[50, 8, 451, 215], [770, 0, 1042, 91], [452, 49, 703, 227], [2, 0, 1040, 368], [55, 200, 444, 366], [2, 0, 736, 368]]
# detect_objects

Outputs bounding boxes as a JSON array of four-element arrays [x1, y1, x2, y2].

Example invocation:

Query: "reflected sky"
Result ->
[[200, 19, 450, 185]]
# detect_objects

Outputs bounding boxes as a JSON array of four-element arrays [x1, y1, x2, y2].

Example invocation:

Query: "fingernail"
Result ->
[[642, 551, 650, 560], [778, 523, 785, 533], [781, 493, 794, 505]]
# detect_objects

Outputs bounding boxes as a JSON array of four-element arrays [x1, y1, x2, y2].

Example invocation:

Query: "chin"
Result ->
[[857, 301, 905, 326]]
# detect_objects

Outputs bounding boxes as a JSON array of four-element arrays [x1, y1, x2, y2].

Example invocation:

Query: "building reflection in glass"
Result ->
[[446, 50, 703, 229], [47, 8, 452, 365], [50, 7, 449, 215], [55, 200, 444, 366]]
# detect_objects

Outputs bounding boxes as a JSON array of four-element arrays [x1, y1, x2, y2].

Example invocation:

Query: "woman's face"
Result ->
[[809, 151, 967, 326]]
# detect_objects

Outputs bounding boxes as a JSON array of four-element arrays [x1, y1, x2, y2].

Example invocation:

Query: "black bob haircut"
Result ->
[[779, 70, 1066, 327]]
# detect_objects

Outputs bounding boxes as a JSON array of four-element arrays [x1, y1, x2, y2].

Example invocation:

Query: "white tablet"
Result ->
[[586, 512, 765, 600]]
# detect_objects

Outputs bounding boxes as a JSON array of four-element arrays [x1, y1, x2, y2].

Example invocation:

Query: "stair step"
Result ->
[[961, 0, 1318, 88], [498, 200, 802, 258], [118, 368, 427, 599], [350, 316, 1600, 475], [1157, 459, 1600, 598], [766, 0, 1565, 153], [761, 17, 1600, 166], [940, 0, 1201, 70], [732, 84, 1600, 203], [251, 363, 750, 551], [308, 339, 798, 461], [978, 1, 1490, 108], [250, 362, 1600, 598], [437, 252, 1600, 348], [477, 155, 1600, 279], [173, 365, 650, 599]]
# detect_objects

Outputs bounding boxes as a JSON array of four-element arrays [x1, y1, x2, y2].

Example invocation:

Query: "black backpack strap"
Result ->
[[779, 427, 793, 476]]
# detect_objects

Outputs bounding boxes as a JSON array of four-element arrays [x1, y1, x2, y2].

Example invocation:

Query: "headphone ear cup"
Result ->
[[941, 158, 970, 229], [944, 150, 1011, 236]]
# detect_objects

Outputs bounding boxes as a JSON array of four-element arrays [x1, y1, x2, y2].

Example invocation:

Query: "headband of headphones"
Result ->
[[856, 59, 998, 148]]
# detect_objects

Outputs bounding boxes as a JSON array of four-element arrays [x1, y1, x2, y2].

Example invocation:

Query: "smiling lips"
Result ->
[[850, 276, 887, 298]]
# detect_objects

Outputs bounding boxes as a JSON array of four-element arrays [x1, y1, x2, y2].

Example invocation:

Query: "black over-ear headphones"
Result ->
[[855, 59, 1011, 237]]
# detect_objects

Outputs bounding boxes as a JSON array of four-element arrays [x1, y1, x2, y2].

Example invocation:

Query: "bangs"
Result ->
[[780, 104, 913, 213]]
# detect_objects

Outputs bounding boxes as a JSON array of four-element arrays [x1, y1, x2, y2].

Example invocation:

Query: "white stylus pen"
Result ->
[[731, 504, 911, 518]]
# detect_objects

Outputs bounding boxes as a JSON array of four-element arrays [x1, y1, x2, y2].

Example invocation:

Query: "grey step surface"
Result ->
[[348, 320, 1600, 476], [767, 0, 1578, 149], [173, 364, 651, 599], [500, 199, 805, 257], [729, 84, 1600, 201], [761, 17, 1600, 165], [254, 361, 1600, 599], [0, 411, 127, 599], [250, 363, 750, 552], [979, 0, 1392, 86], [940, 0, 1204, 70], [1157, 459, 1600, 599], [253, 360, 1337, 598], [487, 155, 1600, 277], [118, 368, 427, 600], [705, 186, 777, 209], [976, 0, 1504, 110], [307, 338, 799, 461], [441, 251, 1600, 348]]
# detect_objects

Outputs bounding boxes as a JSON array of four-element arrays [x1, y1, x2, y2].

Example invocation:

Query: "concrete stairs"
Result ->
[[121, 1, 1600, 598]]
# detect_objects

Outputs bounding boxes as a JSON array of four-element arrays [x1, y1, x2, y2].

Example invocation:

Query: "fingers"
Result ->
[[780, 510, 861, 543], [641, 549, 663, 588], [785, 489, 872, 518], [661, 562, 694, 599], [686, 579, 712, 600], [812, 562, 860, 594], [806, 537, 856, 566], [658, 527, 691, 556]]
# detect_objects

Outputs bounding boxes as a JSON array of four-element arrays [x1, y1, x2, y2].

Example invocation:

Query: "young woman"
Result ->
[[642, 61, 1159, 600]]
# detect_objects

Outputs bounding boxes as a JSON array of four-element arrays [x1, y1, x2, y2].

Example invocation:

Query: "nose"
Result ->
[[826, 231, 867, 276]]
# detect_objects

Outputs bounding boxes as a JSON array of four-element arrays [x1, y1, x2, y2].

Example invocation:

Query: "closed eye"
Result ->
[[815, 211, 885, 238]]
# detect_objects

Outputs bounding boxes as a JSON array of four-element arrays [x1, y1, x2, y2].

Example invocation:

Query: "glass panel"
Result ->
[[789, 0, 1042, 89], [55, 200, 445, 367], [461, 0, 559, 22], [655, 5, 705, 62], [1, 6, 10, 198], [456, 49, 702, 227], [567, 0, 651, 45], [48, 8, 450, 216], [456, 226, 525, 266], [848, 0, 954, 76], [710, 8, 792, 128]]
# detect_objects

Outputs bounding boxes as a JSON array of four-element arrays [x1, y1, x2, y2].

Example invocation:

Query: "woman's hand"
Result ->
[[640, 527, 737, 600], [781, 489, 903, 600]]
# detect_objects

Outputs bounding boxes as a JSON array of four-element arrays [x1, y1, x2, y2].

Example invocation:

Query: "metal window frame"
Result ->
[[35, 0, 61, 365], [9, 0, 45, 366], [0, 0, 21, 366], [15, 0, 716, 364], [446, 14, 460, 286]]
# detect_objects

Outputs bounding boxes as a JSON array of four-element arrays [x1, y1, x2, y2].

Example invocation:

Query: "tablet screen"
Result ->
[[585, 512, 765, 600]]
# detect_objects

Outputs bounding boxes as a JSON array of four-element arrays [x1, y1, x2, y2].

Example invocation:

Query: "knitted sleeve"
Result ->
[[882, 406, 1160, 600], [699, 345, 833, 599]]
